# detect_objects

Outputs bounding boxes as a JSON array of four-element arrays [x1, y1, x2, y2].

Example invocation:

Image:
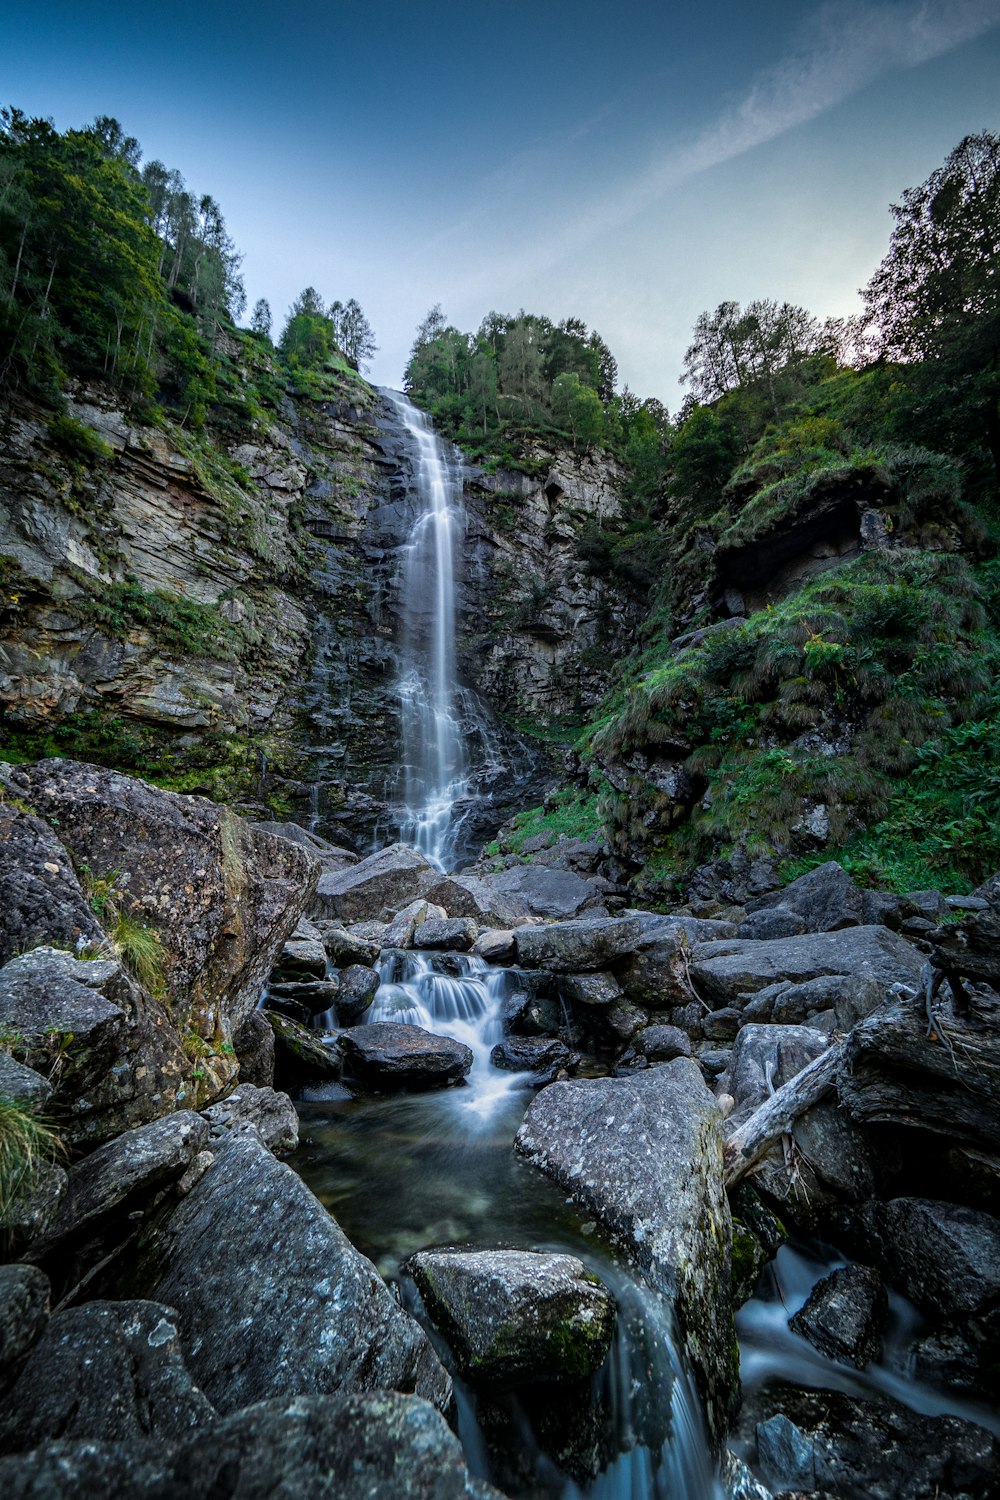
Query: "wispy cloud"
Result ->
[[444, 0, 1000, 303]]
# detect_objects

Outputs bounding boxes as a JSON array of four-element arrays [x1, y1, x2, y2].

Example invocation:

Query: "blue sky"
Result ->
[[3, 1, 999, 404]]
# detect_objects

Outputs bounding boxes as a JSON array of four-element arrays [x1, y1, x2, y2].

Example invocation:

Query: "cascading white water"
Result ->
[[383, 389, 471, 870]]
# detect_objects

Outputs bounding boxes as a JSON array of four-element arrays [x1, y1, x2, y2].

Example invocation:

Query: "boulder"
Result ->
[[473, 928, 517, 964], [383, 898, 438, 950], [0, 1440, 165, 1499], [702, 1007, 741, 1041], [318, 924, 381, 967], [789, 1265, 887, 1367], [265, 1011, 342, 1086], [408, 1249, 614, 1385], [5, 760, 318, 1052], [616, 914, 739, 1009], [201, 1083, 298, 1155], [0, 1300, 214, 1453], [515, 1059, 734, 1440], [0, 1265, 49, 1390], [335, 964, 380, 1023], [311, 843, 437, 923], [690, 927, 923, 1008], [0, 947, 184, 1146], [729, 1026, 830, 1123], [163, 1392, 504, 1500], [558, 971, 623, 1007], [746, 1384, 998, 1499], [636, 1024, 692, 1062], [490, 1036, 572, 1080], [876, 1198, 1000, 1317], [28, 1111, 208, 1257], [270, 934, 327, 980], [739, 907, 808, 941], [232, 1010, 275, 1088], [338, 1023, 473, 1091], [0, 798, 105, 967], [907, 1314, 1000, 1401], [746, 862, 866, 933], [266, 978, 339, 1013], [514, 916, 644, 973], [0, 1053, 52, 1107], [414, 916, 478, 952], [253, 821, 359, 873], [141, 1130, 450, 1413]]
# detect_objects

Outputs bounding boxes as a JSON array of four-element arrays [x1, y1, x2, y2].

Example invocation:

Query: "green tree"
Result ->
[[862, 132, 1000, 486], [334, 297, 377, 371], [249, 297, 272, 340]]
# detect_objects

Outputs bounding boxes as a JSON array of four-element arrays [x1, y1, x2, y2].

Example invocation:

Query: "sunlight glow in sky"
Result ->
[[3, 0, 999, 404]]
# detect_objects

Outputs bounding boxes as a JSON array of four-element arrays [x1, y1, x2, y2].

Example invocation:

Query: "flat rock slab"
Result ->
[[409, 1249, 614, 1386], [0, 1393, 504, 1500], [491, 1036, 572, 1080], [690, 926, 924, 1006], [515, 1058, 734, 1440], [0, 1300, 214, 1453], [414, 916, 478, 952], [142, 1130, 450, 1414], [339, 1022, 473, 1091], [514, 916, 645, 973], [0, 1052, 52, 1107], [312, 843, 437, 923]]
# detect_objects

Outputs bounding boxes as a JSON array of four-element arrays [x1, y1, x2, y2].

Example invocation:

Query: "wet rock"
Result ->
[[266, 978, 339, 1013], [690, 927, 923, 1008], [907, 1313, 1000, 1401], [384, 899, 441, 950], [746, 1384, 998, 1499], [409, 1249, 614, 1386], [490, 1036, 572, 1080], [29, 1111, 208, 1257], [0, 1266, 50, 1391], [414, 916, 479, 951], [876, 1198, 1000, 1317], [232, 1010, 275, 1088], [730, 1184, 786, 1307], [0, 1440, 166, 1499], [142, 1130, 451, 1413], [0, 1052, 52, 1107], [6, 760, 318, 1052], [515, 1059, 734, 1440], [270, 934, 327, 980], [739, 908, 808, 941], [501, 986, 563, 1038], [334, 963, 380, 1022], [339, 1022, 473, 1090], [311, 843, 437, 923], [473, 928, 517, 964], [721, 1450, 774, 1500], [265, 1010, 342, 1085], [789, 1265, 887, 1368], [201, 1083, 298, 1155], [0, 1300, 214, 1453], [558, 971, 624, 1007], [264, 993, 314, 1026], [318, 923, 381, 967], [514, 916, 643, 973], [165, 1391, 504, 1500], [5, 1162, 68, 1247]]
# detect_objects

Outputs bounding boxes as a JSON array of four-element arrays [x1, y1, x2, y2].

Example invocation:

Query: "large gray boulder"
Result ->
[[29, 1110, 208, 1257], [311, 843, 437, 923], [514, 915, 644, 972], [408, 1249, 614, 1386], [0, 1300, 214, 1453], [617, 914, 738, 1008], [0, 793, 105, 967], [515, 1059, 734, 1440], [141, 1130, 450, 1414], [745, 861, 867, 932], [338, 1022, 473, 1091], [430, 867, 609, 925], [6, 761, 318, 1050], [728, 1025, 830, 1123], [689, 926, 923, 1007]]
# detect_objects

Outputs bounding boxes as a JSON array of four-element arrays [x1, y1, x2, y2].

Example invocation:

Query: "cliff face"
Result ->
[[0, 359, 641, 854]]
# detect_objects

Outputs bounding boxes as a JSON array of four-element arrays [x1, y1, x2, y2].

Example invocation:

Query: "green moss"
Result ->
[[68, 575, 239, 659]]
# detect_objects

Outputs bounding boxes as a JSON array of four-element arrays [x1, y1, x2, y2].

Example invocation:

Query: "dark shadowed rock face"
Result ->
[[334, 964, 380, 1022], [490, 1036, 572, 1080], [745, 861, 867, 933], [0, 800, 105, 967], [408, 1249, 615, 1386], [339, 1022, 473, 1090], [265, 1010, 342, 1086], [876, 1198, 1000, 1317], [200, 1084, 299, 1156], [4, 760, 317, 1052], [745, 1384, 999, 1500], [515, 1058, 734, 1441], [232, 1010, 275, 1088], [789, 1264, 887, 1368], [0, 1265, 50, 1392], [0, 1300, 214, 1454], [139, 1130, 450, 1415]]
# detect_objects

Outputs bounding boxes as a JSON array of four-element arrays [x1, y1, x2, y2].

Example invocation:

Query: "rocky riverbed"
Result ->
[[1, 760, 999, 1497]]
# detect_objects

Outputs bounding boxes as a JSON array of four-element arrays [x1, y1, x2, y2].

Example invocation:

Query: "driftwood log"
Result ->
[[723, 1039, 847, 1189]]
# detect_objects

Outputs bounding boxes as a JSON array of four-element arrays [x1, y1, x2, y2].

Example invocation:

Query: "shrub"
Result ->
[[0, 1095, 64, 1236]]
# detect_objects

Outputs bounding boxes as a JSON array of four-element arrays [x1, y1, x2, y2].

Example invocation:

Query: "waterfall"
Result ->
[[382, 389, 471, 870]]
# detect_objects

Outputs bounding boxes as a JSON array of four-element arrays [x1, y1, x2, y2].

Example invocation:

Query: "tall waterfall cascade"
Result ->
[[383, 388, 497, 870]]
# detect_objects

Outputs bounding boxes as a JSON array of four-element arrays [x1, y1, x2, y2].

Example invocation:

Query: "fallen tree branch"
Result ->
[[723, 1039, 848, 1190]]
